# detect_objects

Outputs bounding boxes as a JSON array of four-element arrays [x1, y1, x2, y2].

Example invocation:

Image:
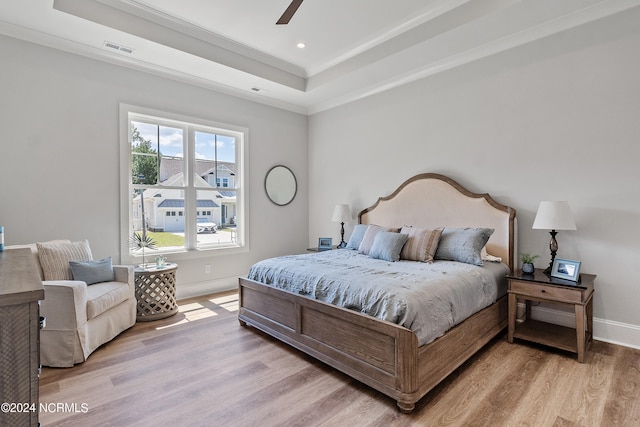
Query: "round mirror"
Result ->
[[265, 165, 297, 206]]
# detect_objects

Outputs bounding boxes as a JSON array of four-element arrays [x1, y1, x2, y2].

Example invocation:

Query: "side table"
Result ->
[[134, 263, 178, 321], [507, 268, 596, 363]]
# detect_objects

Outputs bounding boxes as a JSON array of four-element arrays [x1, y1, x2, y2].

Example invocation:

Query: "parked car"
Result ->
[[196, 218, 218, 233]]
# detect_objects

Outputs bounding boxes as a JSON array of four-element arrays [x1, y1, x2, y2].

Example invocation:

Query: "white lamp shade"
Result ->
[[532, 201, 577, 230], [331, 204, 352, 223]]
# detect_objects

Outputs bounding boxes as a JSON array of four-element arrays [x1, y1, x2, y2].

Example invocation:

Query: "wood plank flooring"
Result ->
[[40, 291, 640, 426]]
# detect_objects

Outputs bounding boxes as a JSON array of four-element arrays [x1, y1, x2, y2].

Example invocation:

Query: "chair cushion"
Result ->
[[85, 281, 131, 320], [37, 240, 93, 281]]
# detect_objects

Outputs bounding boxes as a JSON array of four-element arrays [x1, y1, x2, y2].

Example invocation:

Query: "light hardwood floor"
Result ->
[[40, 291, 640, 426]]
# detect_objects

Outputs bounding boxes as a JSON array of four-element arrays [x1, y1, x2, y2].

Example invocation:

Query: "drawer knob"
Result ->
[[541, 289, 546, 293]]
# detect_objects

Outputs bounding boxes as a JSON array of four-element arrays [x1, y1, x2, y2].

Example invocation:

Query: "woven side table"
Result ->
[[134, 263, 178, 321]]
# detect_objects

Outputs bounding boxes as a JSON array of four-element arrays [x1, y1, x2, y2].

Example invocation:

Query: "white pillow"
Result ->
[[481, 246, 502, 262], [37, 240, 93, 281]]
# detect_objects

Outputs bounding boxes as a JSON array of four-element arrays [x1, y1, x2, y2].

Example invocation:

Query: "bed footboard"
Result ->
[[239, 277, 508, 412], [238, 277, 421, 411]]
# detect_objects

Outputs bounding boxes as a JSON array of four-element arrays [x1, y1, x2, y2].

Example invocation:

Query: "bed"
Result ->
[[238, 173, 516, 412]]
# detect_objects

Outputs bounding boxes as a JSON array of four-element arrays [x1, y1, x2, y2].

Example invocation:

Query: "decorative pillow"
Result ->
[[368, 231, 409, 262], [346, 224, 369, 250], [37, 240, 93, 281], [481, 246, 502, 262], [434, 228, 494, 266], [358, 225, 395, 255], [400, 226, 443, 263], [69, 257, 115, 285]]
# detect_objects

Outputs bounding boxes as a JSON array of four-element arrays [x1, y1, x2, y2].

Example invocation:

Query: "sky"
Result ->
[[133, 121, 236, 162]]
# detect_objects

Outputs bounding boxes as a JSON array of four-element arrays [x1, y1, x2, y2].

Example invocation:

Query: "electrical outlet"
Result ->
[[205, 264, 211, 274]]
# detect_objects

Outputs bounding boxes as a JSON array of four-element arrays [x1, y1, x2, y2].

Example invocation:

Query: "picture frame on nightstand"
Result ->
[[318, 237, 332, 251], [551, 258, 581, 281]]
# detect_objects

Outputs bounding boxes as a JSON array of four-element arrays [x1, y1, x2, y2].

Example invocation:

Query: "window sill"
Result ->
[[125, 244, 248, 264]]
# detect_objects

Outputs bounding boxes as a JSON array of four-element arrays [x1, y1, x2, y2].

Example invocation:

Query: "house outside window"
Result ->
[[120, 105, 247, 260]]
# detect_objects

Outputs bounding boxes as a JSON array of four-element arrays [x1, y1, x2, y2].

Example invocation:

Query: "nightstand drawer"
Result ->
[[509, 280, 582, 303]]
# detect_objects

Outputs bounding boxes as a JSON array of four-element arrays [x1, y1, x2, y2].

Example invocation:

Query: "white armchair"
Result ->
[[10, 240, 136, 367]]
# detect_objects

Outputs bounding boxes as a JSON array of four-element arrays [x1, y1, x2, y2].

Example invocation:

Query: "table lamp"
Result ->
[[331, 204, 352, 248], [532, 201, 577, 274]]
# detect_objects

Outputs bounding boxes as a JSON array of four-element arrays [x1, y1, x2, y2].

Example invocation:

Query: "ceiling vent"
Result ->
[[103, 41, 134, 54]]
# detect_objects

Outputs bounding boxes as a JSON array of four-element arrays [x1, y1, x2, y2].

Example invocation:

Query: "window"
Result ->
[[120, 105, 246, 260]]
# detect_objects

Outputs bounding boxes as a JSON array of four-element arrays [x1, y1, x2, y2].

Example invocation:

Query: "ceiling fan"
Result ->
[[276, 0, 304, 25]]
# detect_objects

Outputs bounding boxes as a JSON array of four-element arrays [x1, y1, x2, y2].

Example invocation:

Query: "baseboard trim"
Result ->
[[176, 276, 237, 300], [591, 318, 640, 351], [528, 303, 640, 350]]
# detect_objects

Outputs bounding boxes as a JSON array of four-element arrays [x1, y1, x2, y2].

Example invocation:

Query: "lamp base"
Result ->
[[337, 222, 347, 249], [544, 229, 558, 276]]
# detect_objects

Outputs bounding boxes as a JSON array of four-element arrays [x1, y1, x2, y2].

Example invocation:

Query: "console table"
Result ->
[[0, 248, 44, 427], [134, 263, 178, 321]]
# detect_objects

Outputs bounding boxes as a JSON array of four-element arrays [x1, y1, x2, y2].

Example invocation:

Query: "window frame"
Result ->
[[119, 104, 249, 263]]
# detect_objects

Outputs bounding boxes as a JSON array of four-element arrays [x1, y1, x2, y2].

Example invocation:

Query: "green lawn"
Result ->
[[144, 231, 184, 247], [134, 228, 235, 249]]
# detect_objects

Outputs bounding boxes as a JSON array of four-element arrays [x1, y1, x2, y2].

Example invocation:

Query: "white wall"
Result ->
[[0, 35, 308, 298], [309, 10, 640, 347], [2, 9, 639, 347]]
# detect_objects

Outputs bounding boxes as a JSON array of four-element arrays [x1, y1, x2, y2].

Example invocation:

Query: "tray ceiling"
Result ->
[[1, 0, 638, 114]]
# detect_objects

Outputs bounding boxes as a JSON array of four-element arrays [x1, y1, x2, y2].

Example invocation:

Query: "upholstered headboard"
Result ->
[[359, 173, 516, 271]]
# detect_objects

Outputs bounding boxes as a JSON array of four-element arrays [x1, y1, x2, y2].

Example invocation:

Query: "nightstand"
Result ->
[[507, 269, 596, 363]]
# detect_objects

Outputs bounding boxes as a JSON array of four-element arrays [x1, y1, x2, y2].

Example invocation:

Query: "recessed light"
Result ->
[[296, 42, 306, 49]]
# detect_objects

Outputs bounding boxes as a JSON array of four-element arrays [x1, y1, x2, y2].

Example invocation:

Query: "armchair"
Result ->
[[10, 240, 136, 367]]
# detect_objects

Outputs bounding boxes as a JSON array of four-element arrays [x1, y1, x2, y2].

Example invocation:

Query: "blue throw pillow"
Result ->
[[69, 257, 115, 285], [346, 224, 369, 250], [434, 228, 494, 266], [368, 231, 408, 262]]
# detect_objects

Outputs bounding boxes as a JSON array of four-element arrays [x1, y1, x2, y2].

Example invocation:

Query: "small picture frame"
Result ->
[[550, 258, 581, 282], [318, 237, 333, 251]]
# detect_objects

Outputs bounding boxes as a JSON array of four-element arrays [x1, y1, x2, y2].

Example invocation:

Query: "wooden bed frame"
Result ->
[[238, 173, 516, 412]]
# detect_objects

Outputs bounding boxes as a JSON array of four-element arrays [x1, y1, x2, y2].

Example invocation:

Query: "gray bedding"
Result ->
[[247, 250, 509, 346]]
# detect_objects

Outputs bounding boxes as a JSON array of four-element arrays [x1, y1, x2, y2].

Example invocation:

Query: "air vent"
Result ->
[[103, 41, 134, 54]]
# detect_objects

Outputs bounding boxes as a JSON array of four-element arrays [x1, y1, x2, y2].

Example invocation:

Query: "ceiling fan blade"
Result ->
[[276, 0, 304, 25]]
